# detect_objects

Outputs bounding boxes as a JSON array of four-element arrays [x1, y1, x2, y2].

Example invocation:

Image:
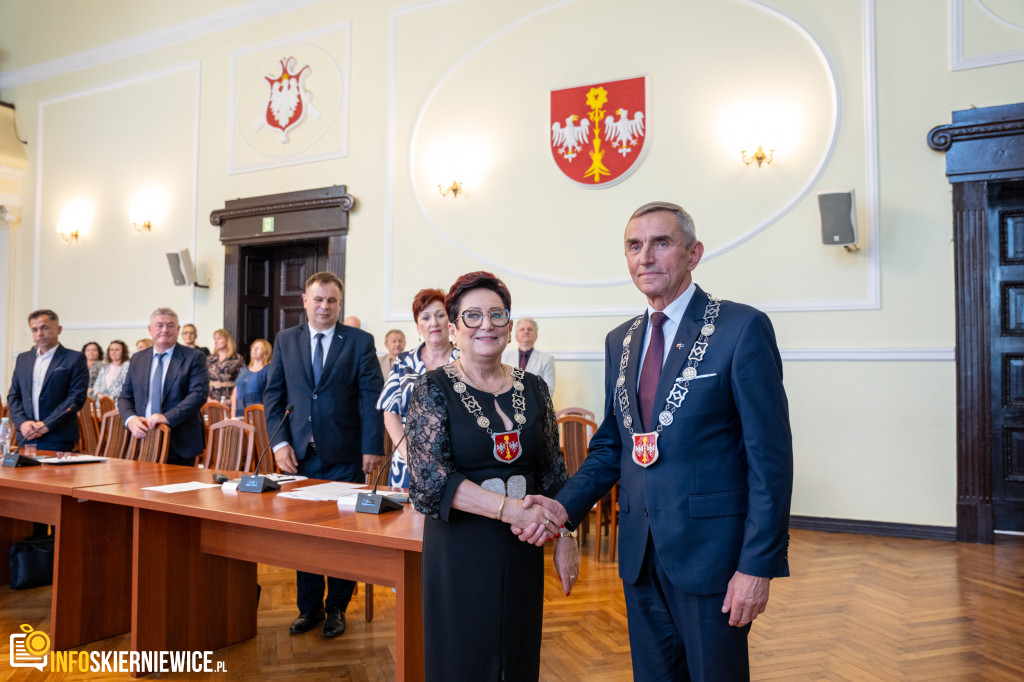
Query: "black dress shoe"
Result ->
[[289, 609, 325, 635], [323, 607, 346, 638]]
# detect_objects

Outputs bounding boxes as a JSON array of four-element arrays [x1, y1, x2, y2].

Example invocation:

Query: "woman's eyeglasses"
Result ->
[[459, 308, 511, 328]]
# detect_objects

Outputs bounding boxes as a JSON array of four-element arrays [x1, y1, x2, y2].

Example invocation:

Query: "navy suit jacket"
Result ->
[[118, 344, 209, 461], [7, 344, 89, 448], [556, 285, 793, 595], [263, 322, 385, 465]]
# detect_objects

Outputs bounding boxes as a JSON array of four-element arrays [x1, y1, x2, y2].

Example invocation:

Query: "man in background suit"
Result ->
[[501, 316, 556, 395], [119, 307, 208, 466], [521, 202, 793, 681], [7, 309, 89, 451], [264, 271, 385, 639]]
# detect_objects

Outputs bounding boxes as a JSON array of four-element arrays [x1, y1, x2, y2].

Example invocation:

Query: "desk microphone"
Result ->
[[3, 406, 75, 468], [238, 405, 293, 494], [356, 433, 405, 515]]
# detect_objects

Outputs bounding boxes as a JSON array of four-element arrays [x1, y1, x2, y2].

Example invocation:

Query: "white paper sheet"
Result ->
[[140, 482, 224, 493]]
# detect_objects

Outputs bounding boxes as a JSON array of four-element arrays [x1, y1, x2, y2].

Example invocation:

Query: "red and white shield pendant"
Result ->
[[632, 432, 659, 468], [494, 431, 523, 463]]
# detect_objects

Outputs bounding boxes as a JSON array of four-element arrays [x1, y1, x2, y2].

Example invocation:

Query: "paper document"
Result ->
[[37, 455, 107, 465], [141, 482, 224, 493], [278, 481, 367, 501]]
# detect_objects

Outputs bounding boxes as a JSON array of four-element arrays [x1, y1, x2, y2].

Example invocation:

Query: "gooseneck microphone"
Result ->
[[3, 406, 76, 468], [238, 404, 293, 494], [356, 433, 406, 515]]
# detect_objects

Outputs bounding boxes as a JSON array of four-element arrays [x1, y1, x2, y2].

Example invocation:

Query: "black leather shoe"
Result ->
[[289, 610, 325, 635], [323, 607, 346, 638]]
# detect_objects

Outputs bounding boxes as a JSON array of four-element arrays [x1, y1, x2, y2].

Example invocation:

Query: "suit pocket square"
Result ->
[[54, 366, 67, 372]]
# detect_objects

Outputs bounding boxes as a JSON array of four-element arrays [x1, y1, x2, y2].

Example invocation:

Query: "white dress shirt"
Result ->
[[31, 346, 57, 420]]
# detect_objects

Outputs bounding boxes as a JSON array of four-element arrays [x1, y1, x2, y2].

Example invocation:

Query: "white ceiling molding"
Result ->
[[0, 0, 329, 89]]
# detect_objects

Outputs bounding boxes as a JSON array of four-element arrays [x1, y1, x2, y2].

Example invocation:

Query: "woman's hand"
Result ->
[[505, 498, 559, 540], [554, 536, 580, 596]]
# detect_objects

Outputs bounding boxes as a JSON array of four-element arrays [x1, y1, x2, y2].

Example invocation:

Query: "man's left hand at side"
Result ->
[[362, 454, 385, 479], [722, 571, 771, 627]]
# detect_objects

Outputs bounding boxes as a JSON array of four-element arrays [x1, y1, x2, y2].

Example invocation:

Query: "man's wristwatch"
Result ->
[[559, 527, 578, 538]]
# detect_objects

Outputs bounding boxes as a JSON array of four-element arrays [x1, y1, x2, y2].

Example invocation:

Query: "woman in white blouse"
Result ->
[[90, 340, 130, 399]]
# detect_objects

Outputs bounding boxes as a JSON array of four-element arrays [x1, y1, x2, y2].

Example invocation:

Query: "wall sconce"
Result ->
[[741, 146, 774, 167], [56, 220, 79, 242], [131, 217, 152, 232], [129, 188, 168, 233], [56, 200, 92, 242], [438, 181, 463, 198]]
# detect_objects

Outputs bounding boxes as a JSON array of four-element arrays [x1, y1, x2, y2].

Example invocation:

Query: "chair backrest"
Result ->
[[556, 414, 598, 476], [77, 403, 100, 455], [98, 395, 116, 417], [126, 423, 171, 463], [201, 400, 228, 426], [556, 406, 596, 422], [96, 410, 130, 459], [243, 404, 275, 473], [204, 420, 255, 472]]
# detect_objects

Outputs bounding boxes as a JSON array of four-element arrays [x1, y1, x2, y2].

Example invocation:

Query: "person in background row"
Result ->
[[81, 341, 104, 389], [119, 307, 209, 466], [232, 338, 272, 418], [90, 340, 131, 400], [377, 289, 456, 488], [180, 323, 210, 356], [343, 315, 362, 329], [7, 309, 89, 451], [207, 328, 244, 405], [136, 338, 153, 352], [501, 317, 556, 396], [378, 329, 406, 379]]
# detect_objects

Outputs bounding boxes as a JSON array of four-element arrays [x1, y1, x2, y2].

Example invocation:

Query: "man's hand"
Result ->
[[19, 421, 46, 439], [127, 417, 150, 439], [274, 445, 298, 474], [722, 571, 771, 627], [511, 495, 569, 546], [363, 454, 385, 479], [148, 413, 169, 427]]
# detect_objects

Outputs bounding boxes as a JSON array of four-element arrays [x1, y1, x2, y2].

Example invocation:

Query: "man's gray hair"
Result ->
[[516, 317, 538, 333], [630, 201, 697, 248], [149, 307, 179, 324]]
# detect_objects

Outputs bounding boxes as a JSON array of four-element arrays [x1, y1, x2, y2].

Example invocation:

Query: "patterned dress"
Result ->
[[406, 368, 567, 681], [206, 354, 244, 404], [375, 343, 457, 487]]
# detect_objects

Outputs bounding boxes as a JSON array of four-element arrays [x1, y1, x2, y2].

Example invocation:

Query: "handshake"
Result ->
[[508, 494, 579, 596]]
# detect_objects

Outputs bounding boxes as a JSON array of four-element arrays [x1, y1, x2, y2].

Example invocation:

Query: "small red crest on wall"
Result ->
[[260, 57, 319, 143], [550, 76, 648, 187]]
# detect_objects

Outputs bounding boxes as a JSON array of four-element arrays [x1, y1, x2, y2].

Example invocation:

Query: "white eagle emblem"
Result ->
[[604, 109, 646, 156], [551, 115, 591, 162]]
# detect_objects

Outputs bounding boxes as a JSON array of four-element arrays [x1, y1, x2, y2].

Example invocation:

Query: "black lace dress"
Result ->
[[406, 367, 567, 682]]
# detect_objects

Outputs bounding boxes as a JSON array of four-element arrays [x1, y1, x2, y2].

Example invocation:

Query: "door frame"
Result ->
[[929, 103, 1024, 542], [210, 185, 354, 347]]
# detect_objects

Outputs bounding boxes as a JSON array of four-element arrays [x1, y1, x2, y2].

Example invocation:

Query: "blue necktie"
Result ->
[[313, 333, 324, 386], [149, 352, 166, 415]]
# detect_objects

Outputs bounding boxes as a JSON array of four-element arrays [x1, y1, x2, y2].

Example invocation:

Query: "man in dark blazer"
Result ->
[[522, 202, 793, 681], [118, 307, 208, 466], [7, 309, 89, 451], [264, 271, 385, 639]]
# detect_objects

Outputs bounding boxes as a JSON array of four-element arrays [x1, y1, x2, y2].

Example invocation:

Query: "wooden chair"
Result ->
[[201, 400, 228, 426], [77, 401, 100, 455], [556, 413, 598, 550], [203, 420, 255, 472], [126, 423, 171, 463], [98, 395, 116, 417], [362, 444, 398, 623], [556, 406, 596, 421], [96, 410, 130, 459], [243, 405, 275, 473]]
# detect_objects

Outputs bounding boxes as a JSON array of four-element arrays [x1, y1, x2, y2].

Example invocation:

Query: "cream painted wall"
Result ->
[[1, 0, 1022, 527]]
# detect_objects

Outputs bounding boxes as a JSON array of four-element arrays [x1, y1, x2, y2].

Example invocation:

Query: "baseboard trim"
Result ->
[[790, 515, 957, 541]]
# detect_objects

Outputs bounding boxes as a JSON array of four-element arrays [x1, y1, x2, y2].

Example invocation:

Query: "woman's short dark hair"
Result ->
[[82, 341, 104, 361], [445, 271, 511, 323], [412, 288, 447, 320]]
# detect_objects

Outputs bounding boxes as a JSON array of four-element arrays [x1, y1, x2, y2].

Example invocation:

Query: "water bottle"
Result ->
[[0, 417, 12, 458]]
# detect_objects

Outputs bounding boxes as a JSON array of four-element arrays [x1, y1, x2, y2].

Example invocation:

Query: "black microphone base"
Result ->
[[3, 452, 42, 468], [237, 475, 281, 494], [355, 492, 403, 515]]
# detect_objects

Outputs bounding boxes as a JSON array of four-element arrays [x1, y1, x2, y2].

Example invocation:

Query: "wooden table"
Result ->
[[75, 466, 424, 680], [0, 457, 141, 649]]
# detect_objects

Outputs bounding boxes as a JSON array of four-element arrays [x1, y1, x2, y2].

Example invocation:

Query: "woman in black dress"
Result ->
[[406, 271, 579, 682]]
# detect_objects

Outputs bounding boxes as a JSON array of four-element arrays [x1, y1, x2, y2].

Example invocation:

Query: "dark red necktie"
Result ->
[[638, 312, 667, 431], [519, 351, 527, 370]]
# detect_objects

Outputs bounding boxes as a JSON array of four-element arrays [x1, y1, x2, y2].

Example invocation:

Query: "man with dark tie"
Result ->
[[263, 271, 385, 639], [520, 201, 793, 681], [501, 316, 556, 395], [118, 307, 208, 466], [7, 309, 89, 451]]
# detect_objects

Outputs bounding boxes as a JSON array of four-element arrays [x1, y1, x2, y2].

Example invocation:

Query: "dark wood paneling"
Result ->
[[789, 515, 956, 541]]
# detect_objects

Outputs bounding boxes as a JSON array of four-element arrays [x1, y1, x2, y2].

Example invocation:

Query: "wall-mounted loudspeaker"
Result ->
[[817, 190, 858, 251], [167, 249, 197, 286]]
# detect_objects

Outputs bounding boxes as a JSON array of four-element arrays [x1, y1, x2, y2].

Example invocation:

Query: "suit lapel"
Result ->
[[298, 325, 315, 388], [162, 346, 184, 401], [318, 323, 346, 388], [623, 315, 645, 430], [39, 345, 65, 392], [655, 286, 707, 406]]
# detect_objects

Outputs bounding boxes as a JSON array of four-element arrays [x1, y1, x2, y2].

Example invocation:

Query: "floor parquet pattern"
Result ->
[[0, 528, 1022, 680]]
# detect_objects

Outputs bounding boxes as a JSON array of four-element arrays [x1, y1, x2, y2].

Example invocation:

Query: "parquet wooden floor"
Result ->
[[0, 528, 1022, 680]]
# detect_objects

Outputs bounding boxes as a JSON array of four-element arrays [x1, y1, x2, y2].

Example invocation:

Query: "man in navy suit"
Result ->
[[522, 202, 793, 681], [118, 307, 208, 466], [7, 309, 89, 451], [264, 271, 385, 639]]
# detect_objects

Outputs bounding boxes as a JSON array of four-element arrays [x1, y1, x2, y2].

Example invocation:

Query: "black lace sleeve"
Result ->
[[534, 376, 568, 497], [406, 374, 457, 518]]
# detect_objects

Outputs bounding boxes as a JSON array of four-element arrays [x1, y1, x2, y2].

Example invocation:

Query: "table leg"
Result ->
[[394, 550, 423, 682]]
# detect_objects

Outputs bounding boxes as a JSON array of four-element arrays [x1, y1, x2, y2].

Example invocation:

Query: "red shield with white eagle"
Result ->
[[493, 431, 523, 464], [632, 432, 659, 468], [264, 57, 312, 143], [550, 76, 648, 187]]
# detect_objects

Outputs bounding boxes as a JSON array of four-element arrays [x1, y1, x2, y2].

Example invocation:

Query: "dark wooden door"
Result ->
[[237, 241, 326, 355], [989, 181, 1024, 532]]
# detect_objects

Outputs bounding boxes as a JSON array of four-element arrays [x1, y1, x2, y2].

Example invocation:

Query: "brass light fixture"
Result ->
[[56, 222, 79, 242], [438, 181, 463, 198], [741, 146, 774, 167], [131, 219, 152, 233]]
